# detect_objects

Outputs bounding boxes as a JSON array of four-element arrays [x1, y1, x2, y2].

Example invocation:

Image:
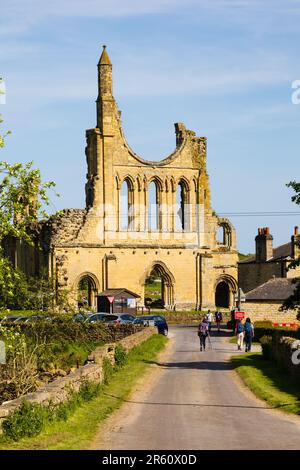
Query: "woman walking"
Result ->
[[235, 319, 245, 351], [198, 317, 209, 352]]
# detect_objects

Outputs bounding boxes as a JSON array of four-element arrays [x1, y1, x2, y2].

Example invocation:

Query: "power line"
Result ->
[[218, 211, 300, 217]]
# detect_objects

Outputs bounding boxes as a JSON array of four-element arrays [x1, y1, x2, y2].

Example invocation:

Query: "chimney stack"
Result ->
[[291, 226, 299, 259], [255, 227, 273, 262]]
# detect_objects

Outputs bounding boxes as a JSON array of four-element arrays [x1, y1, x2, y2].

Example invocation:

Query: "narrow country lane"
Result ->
[[91, 326, 300, 450]]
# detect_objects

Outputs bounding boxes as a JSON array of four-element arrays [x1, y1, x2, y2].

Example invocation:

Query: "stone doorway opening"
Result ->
[[144, 262, 175, 310], [77, 274, 99, 311], [144, 268, 164, 309], [215, 281, 230, 308]]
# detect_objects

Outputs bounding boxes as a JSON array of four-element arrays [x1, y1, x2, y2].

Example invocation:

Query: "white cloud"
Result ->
[[1, 0, 297, 37]]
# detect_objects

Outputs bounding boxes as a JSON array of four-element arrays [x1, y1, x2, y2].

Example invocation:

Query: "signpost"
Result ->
[[234, 311, 245, 320], [234, 288, 246, 311], [107, 296, 115, 315]]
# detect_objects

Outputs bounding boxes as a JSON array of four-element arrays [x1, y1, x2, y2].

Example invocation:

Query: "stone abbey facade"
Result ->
[[11, 47, 239, 311]]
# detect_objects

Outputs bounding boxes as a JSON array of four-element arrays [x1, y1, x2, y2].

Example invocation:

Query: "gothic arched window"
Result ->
[[120, 179, 134, 230], [176, 181, 190, 231], [148, 181, 159, 231]]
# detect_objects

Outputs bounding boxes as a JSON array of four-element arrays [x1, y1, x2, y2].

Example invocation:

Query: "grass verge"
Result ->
[[0, 334, 168, 450], [231, 352, 300, 415]]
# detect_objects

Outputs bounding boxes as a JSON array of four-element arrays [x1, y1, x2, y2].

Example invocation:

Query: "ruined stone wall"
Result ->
[[41, 209, 87, 247]]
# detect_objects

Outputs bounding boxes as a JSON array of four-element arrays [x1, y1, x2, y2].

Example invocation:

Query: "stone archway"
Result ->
[[75, 272, 100, 311], [143, 261, 175, 310], [215, 275, 237, 309], [215, 282, 230, 308]]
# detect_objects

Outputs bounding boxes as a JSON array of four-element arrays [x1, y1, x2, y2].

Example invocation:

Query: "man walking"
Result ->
[[198, 317, 209, 352], [205, 310, 213, 334]]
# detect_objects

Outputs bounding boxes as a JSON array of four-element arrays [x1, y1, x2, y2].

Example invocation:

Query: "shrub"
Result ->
[[260, 335, 273, 360], [254, 326, 300, 342], [2, 379, 102, 441], [2, 400, 45, 441], [102, 357, 114, 384], [114, 345, 127, 367], [254, 321, 273, 328], [0, 326, 39, 403]]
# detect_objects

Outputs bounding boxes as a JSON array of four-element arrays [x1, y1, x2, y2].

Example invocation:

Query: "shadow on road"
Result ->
[[102, 392, 271, 410], [143, 359, 232, 371]]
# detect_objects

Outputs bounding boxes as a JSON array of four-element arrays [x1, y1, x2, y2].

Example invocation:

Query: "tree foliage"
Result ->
[[0, 116, 59, 310], [282, 181, 300, 320], [0, 160, 57, 242]]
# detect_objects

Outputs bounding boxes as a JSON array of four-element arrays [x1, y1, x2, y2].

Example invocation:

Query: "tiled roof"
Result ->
[[98, 288, 140, 298], [271, 242, 291, 261], [245, 278, 296, 301]]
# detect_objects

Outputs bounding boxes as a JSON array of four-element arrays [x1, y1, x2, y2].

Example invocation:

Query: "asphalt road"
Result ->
[[92, 326, 300, 450]]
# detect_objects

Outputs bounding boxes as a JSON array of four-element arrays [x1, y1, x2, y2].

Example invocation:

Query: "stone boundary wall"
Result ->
[[0, 327, 156, 430], [243, 301, 300, 324]]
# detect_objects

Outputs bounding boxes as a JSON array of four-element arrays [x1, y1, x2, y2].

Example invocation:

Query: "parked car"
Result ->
[[23, 315, 47, 323], [133, 314, 168, 335], [0, 315, 23, 323], [86, 313, 112, 323], [104, 314, 136, 325], [14, 316, 30, 322]]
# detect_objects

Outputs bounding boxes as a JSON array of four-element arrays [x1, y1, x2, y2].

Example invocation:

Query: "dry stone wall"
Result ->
[[0, 326, 156, 431]]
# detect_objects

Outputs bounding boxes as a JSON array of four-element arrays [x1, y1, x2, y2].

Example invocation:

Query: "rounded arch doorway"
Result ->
[[76, 273, 99, 311], [143, 261, 175, 310], [215, 281, 230, 308]]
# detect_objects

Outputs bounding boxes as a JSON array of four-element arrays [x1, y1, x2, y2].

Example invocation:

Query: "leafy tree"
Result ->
[[0, 115, 58, 310], [282, 181, 300, 320], [0, 258, 29, 309]]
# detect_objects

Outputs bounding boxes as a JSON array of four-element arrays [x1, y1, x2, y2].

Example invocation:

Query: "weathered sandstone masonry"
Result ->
[[6, 46, 238, 310]]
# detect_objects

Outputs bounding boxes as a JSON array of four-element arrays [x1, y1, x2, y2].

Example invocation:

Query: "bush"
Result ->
[[2, 379, 102, 441], [0, 326, 38, 403], [260, 335, 273, 360], [254, 326, 300, 342], [102, 357, 114, 384], [1, 321, 140, 370], [2, 400, 45, 441], [114, 345, 127, 367], [254, 321, 273, 328]]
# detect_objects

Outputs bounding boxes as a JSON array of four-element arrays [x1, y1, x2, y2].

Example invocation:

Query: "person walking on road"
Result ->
[[244, 317, 254, 352], [235, 319, 245, 351], [215, 310, 222, 332], [198, 317, 209, 352], [205, 310, 213, 334]]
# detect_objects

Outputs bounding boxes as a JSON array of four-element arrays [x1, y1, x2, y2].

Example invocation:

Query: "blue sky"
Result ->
[[1, 0, 300, 253]]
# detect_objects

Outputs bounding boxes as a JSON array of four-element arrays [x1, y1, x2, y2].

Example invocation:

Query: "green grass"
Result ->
[[45, 340, 105, 370], [0, 334, 168, 450], [232, 352, 300, 415]]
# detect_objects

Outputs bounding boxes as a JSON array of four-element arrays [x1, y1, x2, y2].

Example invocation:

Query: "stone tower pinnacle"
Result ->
[[96, 45, 115, 130]]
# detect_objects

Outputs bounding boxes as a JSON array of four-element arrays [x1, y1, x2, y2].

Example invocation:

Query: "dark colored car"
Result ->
[[133, 315, 168, 335]]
